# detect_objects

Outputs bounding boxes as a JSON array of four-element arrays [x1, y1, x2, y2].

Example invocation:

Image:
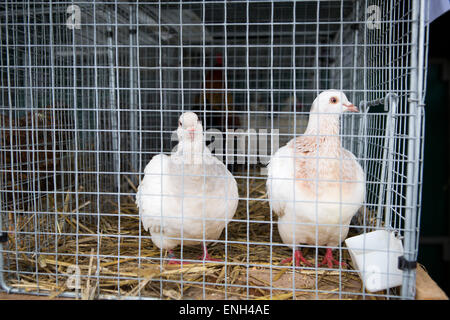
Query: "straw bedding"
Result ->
[[3, 171, 385, 300]]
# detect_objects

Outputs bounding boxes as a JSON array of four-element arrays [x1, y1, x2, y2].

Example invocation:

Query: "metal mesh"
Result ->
[[0, 0, 428, 300]]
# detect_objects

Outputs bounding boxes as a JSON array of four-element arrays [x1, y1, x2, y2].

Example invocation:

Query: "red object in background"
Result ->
[[205, 53, 225, 90], [197, 53, 240, 129]]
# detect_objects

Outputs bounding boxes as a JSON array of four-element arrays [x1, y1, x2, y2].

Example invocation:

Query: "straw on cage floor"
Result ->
[[4, 172, 385, 300]]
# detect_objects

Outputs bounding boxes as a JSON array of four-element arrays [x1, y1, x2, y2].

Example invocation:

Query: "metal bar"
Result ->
[[107, 11, 119, 189], [401, 0, 423, 299], [383, 94, 398, 230], [129, 4, 138, 183]]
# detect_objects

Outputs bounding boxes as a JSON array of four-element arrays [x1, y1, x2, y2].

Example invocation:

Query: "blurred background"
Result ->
[[419, 8, 450, 296]]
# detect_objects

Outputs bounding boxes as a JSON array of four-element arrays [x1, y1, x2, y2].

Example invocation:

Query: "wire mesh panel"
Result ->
[[0, 0, 428, 300]]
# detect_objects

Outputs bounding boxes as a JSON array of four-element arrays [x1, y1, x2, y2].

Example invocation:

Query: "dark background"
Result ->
[[419, 10, 450, 296]]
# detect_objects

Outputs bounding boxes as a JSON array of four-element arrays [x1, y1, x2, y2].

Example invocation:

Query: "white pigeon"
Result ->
[[135, 112, 239, 264], [266, 90, 365, 268]]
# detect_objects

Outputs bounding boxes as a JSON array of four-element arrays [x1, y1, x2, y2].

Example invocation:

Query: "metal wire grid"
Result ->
[[0, 0, 428, 300]]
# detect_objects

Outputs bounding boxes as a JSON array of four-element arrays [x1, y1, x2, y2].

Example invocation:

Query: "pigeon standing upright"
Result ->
[[266, 90, 365, 267], [136, 112, 239, 264]]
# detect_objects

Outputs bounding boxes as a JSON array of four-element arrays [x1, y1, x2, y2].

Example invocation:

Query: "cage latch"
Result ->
[[398, 256, 417, 271], [0, 232, 7, 243]]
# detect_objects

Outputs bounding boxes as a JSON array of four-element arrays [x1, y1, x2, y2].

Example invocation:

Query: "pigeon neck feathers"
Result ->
[[303, 112, 341, 149], [173, 134, 206, 166]]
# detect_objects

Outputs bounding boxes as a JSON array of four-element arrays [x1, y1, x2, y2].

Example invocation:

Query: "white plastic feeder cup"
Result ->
[[344, 230, 404, 293]]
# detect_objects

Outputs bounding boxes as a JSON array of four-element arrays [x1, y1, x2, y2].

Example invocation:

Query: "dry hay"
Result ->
[[3, 170, 387, 300]]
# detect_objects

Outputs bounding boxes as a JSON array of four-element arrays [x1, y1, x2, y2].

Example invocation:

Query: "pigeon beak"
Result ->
[[344, 103, 359, 112], [187, 127, 195, 139]]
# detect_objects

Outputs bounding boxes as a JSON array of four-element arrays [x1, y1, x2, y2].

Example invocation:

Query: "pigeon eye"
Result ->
[[330, 97, 338, 104], [178, 121, 182, 126]]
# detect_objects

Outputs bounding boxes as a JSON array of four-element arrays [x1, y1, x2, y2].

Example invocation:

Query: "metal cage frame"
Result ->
[[0, 0, 428, 300]]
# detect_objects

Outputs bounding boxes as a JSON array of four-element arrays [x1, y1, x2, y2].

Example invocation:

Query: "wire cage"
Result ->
[[0, 0, 428, 300]]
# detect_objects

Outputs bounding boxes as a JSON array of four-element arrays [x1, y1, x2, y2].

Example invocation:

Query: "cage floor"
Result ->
[[3, 171, 386, 300]]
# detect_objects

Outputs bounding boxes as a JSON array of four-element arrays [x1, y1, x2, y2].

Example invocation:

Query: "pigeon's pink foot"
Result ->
[[319, 248, 346, 268], [281, 250, 311, 266], [197, 245, 222, 262]]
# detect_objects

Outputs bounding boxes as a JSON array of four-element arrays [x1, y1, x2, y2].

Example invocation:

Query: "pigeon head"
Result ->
[[310, 90, 358, 115], [177, 112, 203, 142]]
